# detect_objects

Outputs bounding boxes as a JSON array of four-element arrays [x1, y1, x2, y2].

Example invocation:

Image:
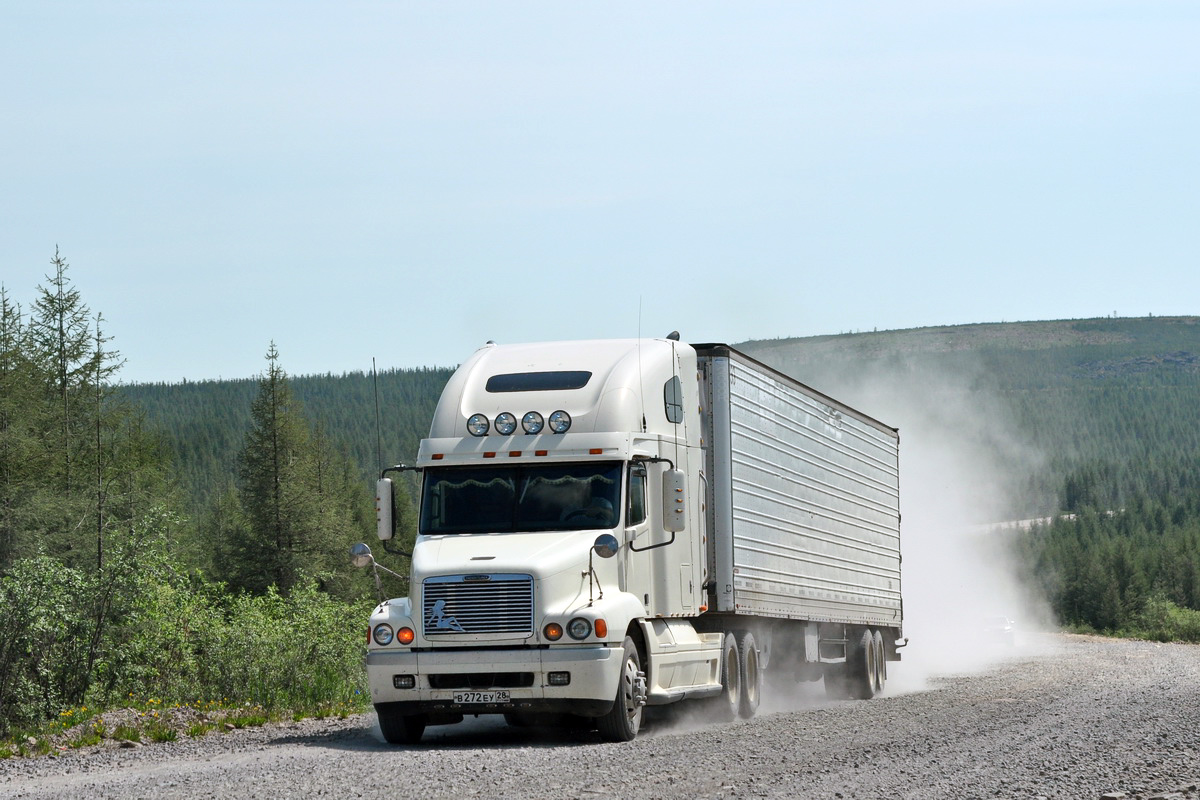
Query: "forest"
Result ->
[[0, 254, 418, 747], [4, 252, 1200, 748]]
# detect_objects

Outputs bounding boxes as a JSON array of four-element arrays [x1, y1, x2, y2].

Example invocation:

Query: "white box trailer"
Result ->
[[358, 337, 904, 745], [698, 344, 902, 628]]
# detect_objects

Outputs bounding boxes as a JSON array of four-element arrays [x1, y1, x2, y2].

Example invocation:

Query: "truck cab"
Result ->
[[364, 338, 723, 743]]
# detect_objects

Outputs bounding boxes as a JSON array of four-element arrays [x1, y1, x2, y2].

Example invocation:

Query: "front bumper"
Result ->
[[366, 644, 623, 717]]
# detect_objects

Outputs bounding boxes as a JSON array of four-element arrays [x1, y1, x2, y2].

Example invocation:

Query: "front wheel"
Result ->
[[597, 636, 645, 742], [377, 706, 426, 745]]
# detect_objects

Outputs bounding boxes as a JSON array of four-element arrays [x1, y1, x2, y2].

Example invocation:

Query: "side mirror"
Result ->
[[376, 478, 395, 541], [592, 533, 619, 559], [663, 468, 686, 532], [350, 542, 374, 568]]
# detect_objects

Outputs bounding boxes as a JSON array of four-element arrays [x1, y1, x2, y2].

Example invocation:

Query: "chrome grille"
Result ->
[[422, 574, 534, 636]]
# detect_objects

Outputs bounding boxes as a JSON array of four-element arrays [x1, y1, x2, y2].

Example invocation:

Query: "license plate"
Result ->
[[453, 690, 510, 704]]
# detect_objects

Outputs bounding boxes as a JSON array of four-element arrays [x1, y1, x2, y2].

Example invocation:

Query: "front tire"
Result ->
[[597, 636, 645, 742], [377, 706, 426, 745]]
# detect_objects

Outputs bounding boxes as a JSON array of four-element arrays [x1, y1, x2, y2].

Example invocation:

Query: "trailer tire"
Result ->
[[597, 636, 645, 742], [736, 631, 762, 719], [712, 632, 742, 721], [377, 706, 426, 745], [872, 629, 887, 693], [848, 628, 878, 700]]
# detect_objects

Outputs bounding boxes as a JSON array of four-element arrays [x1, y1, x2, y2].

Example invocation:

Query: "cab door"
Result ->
[[623, 462, 652, 610]]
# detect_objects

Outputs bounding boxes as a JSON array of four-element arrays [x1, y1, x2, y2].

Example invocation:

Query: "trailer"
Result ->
[[356, 336, 903, 743]]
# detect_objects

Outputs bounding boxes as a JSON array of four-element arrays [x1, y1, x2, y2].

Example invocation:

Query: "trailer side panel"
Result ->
[[701, 348, 901, 627]]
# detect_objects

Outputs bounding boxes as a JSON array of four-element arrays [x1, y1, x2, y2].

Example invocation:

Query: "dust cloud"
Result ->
[[754, 347, 1058, 700]]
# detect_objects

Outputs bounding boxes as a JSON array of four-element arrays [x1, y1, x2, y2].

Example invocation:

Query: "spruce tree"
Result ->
[[226, 344, 375, 594], [29, 248, 96, 495], [0, 289, 39, 567]]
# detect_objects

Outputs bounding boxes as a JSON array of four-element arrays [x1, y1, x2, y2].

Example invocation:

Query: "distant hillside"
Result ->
[[124, 316, 1200, 519], [121, 367, 454, 508]]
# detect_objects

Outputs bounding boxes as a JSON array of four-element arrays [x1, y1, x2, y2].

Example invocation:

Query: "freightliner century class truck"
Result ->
[[355, 336, 904, 743]]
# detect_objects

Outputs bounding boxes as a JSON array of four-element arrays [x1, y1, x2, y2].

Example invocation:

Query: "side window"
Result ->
[[664, 376, 684, 424], [627, 464, 647, 526]]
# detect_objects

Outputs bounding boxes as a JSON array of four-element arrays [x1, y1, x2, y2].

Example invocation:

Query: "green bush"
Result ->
[[0, 547, 368, 736], [0, 558, 95, 733], [1125, 594, 1200, 643]]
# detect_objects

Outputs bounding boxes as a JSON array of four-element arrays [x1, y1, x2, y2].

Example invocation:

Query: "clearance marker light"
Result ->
[[432, 454, 444, 460], [509, 451, 522, 458], [589, 448, 603, 455]]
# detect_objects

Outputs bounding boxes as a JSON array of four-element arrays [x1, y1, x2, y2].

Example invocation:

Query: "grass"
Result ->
[[0, 695, 366, 760]]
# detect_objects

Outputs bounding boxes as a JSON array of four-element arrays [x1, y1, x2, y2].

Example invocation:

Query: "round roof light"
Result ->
[[495, 412, 517, 436], [467, 414, 490, 437], [548, 410, 571, 434], [522, 411, 544, 434]]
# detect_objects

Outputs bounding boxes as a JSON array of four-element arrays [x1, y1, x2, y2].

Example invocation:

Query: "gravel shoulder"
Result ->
[[2, 634, 1199, 799]]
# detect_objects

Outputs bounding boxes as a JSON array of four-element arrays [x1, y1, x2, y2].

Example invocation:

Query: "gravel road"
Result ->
[[2, 634, 1198, 800]]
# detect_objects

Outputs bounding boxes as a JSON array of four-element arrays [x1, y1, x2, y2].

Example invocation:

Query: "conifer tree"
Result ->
[[0, 289, 39, 567], [224, 344, 368, 595], [29, 248, 96, 494]]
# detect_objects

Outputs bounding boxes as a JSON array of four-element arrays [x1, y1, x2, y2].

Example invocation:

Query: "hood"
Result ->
[[412, 528, 611, 582]]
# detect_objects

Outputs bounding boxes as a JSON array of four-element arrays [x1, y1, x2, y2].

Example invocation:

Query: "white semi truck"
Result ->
[[356, 336, 903, 744]]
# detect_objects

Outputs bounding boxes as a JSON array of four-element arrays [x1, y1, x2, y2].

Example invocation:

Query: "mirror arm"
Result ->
[[383, 540, 413, 558], [381, 463, 422, 479], [631, 455, 675, 470]]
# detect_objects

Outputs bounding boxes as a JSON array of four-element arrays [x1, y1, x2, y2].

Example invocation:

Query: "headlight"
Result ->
[[522, 411, 544, 434], [467, 414, 490, 436], [495, 412, 517, 435], [567, 617, 592, 640], [373, 623, 394, 645], [548, 410, 571, 434]]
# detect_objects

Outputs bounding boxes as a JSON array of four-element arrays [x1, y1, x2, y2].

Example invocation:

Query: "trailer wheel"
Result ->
[[377, 706, 426, 745], [736, 631, 762, 719], [597, 636, 645, 742], [849, 628, 878, 700], [872, 629, 887, 693], [712, 632, 742, 720]]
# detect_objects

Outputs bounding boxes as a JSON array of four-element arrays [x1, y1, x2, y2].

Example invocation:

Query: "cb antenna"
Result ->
[[373, 357, 383, 473]]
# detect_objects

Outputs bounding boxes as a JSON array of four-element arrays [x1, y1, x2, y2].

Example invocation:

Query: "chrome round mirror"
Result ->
[[350, 542, 374, 568], [592, 533, 619, 559]]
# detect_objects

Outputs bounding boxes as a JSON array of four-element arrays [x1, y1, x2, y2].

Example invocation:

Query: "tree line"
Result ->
[[0, 252, 396, 738]]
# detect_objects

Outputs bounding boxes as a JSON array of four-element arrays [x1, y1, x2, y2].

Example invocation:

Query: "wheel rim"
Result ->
[[620, 653, 643, 728], [725, 641, 741, 709], [744, 647, 759, 708], [873, 632, 886, 691]]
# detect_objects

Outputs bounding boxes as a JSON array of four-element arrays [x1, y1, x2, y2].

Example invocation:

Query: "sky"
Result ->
[[4, 2, 1198, 384]]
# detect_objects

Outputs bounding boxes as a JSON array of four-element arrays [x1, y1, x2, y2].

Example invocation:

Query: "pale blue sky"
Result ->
[[4, 2, 1198, 383]]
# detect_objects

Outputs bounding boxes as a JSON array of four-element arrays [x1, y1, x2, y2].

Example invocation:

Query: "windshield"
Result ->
[[420, 462, 622, 535]]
